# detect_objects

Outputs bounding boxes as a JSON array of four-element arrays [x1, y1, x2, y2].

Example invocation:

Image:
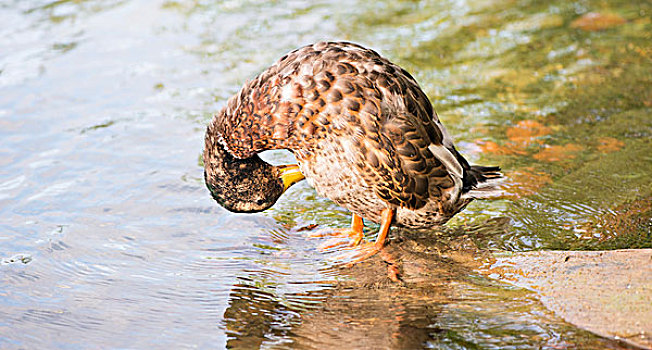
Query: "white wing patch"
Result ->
[[427, 144, 463, 179]]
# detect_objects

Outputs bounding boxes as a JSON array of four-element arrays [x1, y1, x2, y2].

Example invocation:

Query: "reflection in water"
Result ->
[[224, 277, 318, 349], [223, 226, 629, 349], [292, 290, 441, 349]]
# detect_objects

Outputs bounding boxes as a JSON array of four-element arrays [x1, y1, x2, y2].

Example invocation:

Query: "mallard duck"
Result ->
[[204, 41, 501, 259]]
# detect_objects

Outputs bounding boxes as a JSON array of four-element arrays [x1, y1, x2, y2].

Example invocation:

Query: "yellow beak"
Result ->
[[279, 164, 305, 191]]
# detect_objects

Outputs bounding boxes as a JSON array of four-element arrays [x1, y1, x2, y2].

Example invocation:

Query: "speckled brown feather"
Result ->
[[210, 41, 495, 227]]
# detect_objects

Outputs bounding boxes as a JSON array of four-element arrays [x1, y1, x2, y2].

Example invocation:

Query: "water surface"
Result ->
[[1, 0, 650, 348]]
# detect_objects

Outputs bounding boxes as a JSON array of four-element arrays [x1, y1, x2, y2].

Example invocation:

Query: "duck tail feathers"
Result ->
[[461, 165, 504, 199]]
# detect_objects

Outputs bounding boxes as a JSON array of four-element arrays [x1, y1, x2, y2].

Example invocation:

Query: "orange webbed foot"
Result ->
[[311, 214, 365, 251], [317, 228, 365, 251], [334, 241, 384, 266]]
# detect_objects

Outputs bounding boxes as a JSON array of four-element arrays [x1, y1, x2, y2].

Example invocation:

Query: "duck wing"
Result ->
[[328, 43, 467, 211]]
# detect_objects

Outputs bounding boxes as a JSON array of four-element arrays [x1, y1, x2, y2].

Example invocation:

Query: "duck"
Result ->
[[203, 41, 502, 260]]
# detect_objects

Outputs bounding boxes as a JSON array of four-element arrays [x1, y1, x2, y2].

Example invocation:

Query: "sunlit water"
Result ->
[[1, 0, 650, 348]]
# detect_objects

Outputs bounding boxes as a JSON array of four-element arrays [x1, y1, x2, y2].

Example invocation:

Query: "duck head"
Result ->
[[203, 125, 304, 213]]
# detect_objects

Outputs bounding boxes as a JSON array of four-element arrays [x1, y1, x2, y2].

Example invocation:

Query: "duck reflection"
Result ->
[[222, 227, 486, 349], [223, 277, 306, 349]]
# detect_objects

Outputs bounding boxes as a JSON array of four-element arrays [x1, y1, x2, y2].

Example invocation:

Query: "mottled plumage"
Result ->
[[204, 41, 501, 242]]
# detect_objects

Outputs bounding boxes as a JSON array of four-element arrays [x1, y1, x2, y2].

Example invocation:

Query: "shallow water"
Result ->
[[1, 0, 650, 348]]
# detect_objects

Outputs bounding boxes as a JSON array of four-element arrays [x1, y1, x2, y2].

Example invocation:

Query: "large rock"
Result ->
[[482, 249, 652, 349]]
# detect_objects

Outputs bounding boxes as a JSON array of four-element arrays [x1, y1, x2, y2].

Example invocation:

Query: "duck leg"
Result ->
[[374, 208, 394, 249], [347, 214, 365, 246]]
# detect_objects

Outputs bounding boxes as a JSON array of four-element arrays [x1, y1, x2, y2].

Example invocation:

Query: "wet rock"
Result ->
[[482, 249, 652, 349]]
